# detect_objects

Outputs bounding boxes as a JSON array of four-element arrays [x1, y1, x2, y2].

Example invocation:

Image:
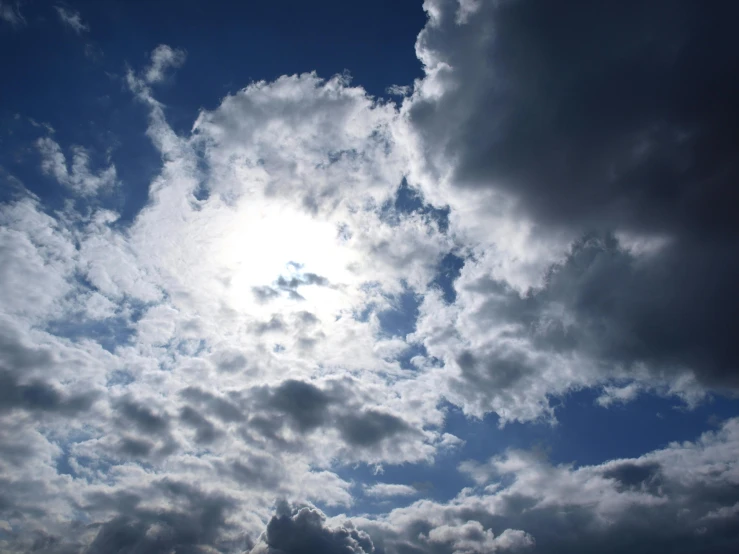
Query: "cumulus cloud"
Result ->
[[250, 502, 374, 554], [346, 418, 739, 554], [2, 0, 739, 549], [399, 0, 739, 421], [0, 42, 451, 550], [246, 418, 739, 554]]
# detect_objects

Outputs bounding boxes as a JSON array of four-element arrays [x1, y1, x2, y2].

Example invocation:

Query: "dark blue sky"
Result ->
[[1, 0, 425, 219]]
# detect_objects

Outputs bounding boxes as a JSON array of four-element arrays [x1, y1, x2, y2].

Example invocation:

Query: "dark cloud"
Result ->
[[540, 234, 739, 386], [0, 326, 53, 370], [252, 273, 332, 304], [337, 409, 411, 448], [261, 379, 334, 433], [0, 370, 97, 415], [111, 396, 179, 459], [250, 501, 374, 554], [117, 436, 154, 457], [449, 233, 739, 400], [245, 380, 420, 453], [179, 405, 220, 444], [602, 461, 663, 493], [229, 455, 283, 490], [410, 0, 739, 389], [115, 397, 170, 435], [84, 481, 244, 554], [413, 0, 739, 237], [180, 387, 244, 422], [455, 351, 534, 392]]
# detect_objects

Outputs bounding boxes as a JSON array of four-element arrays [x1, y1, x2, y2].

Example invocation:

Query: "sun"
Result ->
[[212, 195, 363, 318]]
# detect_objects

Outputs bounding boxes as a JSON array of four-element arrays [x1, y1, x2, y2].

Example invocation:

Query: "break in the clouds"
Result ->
[[1, 0, 738, 552]]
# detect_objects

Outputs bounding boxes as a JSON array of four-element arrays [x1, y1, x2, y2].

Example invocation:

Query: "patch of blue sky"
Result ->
[[377, 288, 420, 339], [548, 387, 739, 466], [381, 180, 450, 233], [430, 252, 466, 304], [325, 390, 739, 517], [46, 315, 136, 354]]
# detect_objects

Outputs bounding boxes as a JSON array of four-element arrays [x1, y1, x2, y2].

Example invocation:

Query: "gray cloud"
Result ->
[[84, 481, 243, 554], [260, 379, 334, 433], [115, 397, 170, 436], [411, 0, 739, 238], [179, 405, 220, 444], [0, 370, 98, 415], [338, 409, 413, 448], [250, 501, 374, 554], [407, 0, 739, 394], [180, 386, 245, 423]]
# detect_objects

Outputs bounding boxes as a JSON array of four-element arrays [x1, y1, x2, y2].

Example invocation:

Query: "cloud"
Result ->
[[400, 0, 739, 416], [426, 521, 534, 553], [3, 14, 739, 551], [0, 370, 98, 415], [0, 0, 24, 27], [245, 417, 739, 554], [351, 418, 739, 554], [144, 44, 186, 84], [249, 502, 374, 554], [338, 409, 414, 448], [36, 137, 117, 196], [0, 43, 454, 549], [364, 483, 418, 498], [54, 5, 88, 34]]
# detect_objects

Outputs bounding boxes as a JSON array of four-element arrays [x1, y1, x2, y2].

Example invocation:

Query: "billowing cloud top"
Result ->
[[1, 0, 738, 552]]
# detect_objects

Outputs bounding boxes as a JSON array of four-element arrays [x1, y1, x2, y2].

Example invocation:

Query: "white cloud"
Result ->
[[3, 1, 739, 545], [596, 383, 642, 408], [144, 44, 186, 84], [426, 521, 534, 553], [36, 137, 117, 196], [54, 5, 88, 34], [364, 483, 419, 498], [0, 44, 458, 550]]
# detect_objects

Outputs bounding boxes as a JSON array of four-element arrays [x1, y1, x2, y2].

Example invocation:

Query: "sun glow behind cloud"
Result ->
[[2, 0, 739, 552], [212, 196, 360, 313]]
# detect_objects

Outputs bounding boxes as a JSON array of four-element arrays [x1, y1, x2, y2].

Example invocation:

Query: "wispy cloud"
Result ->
[[36, 137, 117, 195], [144, 44, 186, 84], [0, 0, 25, 27], [54, 4, 88, 34], [364, 482, 419, 498]]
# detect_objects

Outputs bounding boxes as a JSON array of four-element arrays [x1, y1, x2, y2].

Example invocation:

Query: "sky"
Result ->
[[1, 0, 739, 552]]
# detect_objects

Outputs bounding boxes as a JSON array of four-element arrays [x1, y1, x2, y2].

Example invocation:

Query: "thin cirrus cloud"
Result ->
[[0, 0, 738, 552], [54, 4, 89, 34], [0, 0, 24, 27]]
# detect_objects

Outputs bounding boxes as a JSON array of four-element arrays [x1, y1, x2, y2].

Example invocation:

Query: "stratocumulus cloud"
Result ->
[[0, 1, 738, 552]]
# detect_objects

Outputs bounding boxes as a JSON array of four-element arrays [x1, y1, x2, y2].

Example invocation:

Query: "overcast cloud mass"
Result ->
[[1, 0, 738, 552]]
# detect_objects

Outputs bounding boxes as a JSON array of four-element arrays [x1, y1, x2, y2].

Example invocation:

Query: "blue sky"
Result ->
[[2, 1, 739, 553]]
